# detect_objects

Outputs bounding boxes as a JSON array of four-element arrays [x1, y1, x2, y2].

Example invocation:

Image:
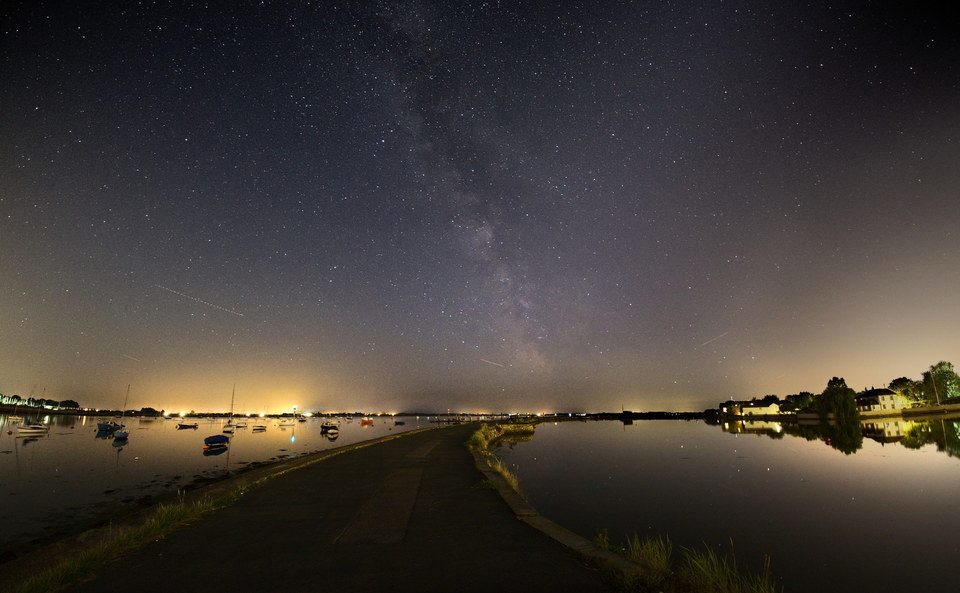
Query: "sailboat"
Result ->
[[222, 384, 236, 434], [17, 423, 49, 435], [113, 385, 131, 441]]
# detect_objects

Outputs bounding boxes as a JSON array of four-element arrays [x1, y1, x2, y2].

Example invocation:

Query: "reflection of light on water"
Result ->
[[290, 434, 296, 444], [499, 418, 960, 593], [0, 413, 433, 552]]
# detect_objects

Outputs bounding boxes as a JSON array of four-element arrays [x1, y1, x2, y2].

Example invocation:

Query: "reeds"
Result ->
[[467, 422, 535, 454], [467, 423, 534, 495], [485, 455, 521, 492], [679, 544, 778, 593], [593, 532, 780, 593], [626, 533, 673, 587]]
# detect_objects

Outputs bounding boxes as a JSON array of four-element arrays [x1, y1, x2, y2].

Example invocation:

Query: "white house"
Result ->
[[856, 388, 903, 415]]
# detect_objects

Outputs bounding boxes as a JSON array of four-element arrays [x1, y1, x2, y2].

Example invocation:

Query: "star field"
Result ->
[[1, 1, 958, 412]]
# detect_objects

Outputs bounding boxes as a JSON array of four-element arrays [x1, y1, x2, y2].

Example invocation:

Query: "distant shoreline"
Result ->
[[0, 404, 708, 421]]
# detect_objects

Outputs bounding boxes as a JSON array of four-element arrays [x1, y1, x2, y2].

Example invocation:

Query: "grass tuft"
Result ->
[[593, 534, 780, 593], [467, 423, 535, 496], [679, 544, 778, 593], [626, 533, 673, 587]]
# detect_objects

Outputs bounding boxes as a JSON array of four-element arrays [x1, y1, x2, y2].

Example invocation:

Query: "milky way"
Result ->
[[1, 1, 958, 412]]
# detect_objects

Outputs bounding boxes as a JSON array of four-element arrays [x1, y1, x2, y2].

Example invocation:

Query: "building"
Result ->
[[861, 419, 917, 443], [856, 388, 903, 415], [719, 399, 796, 418], [741, 401, 782, 416], [719, 401, 743, 416]]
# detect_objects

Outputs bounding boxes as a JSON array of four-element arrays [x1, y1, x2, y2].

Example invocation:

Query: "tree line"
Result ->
[[0, 393, 80, 409], [760, 360, 960, 413]]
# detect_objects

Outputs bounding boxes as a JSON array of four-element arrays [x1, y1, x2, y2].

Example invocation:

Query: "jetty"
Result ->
[[61, 424, 610, 592]]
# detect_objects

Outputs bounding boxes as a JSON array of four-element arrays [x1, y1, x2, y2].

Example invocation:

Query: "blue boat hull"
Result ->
[[203, 434, 229, 446]]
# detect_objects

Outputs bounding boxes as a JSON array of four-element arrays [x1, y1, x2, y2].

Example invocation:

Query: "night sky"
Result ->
[[2, 2, 958, 414]]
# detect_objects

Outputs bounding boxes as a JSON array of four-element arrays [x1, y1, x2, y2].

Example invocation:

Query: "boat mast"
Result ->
[[120, 384, 131, 419]]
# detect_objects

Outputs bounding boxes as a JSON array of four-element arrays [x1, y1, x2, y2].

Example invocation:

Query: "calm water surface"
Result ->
[[0, 413, 427, 556], [497, 418, 960, 593]]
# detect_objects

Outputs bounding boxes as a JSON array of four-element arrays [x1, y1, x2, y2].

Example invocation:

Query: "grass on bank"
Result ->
[[467, 423, 535, 494], [468, 423, 779, 593], [595, 531, 780, 593], [8, 488, 246, 593]]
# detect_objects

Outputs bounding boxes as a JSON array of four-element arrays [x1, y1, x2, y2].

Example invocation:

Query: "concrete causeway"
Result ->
[[67, 423, 611, 593]]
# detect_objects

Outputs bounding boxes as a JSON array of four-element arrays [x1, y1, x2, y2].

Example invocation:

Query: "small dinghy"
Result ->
[[204, 434, 230, 446]]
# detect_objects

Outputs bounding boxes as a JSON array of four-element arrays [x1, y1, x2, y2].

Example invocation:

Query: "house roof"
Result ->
[[857, 388, 897, 401]]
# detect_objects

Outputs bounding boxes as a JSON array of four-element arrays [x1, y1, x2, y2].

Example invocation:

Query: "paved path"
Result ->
[[68, 424, 611, 593]]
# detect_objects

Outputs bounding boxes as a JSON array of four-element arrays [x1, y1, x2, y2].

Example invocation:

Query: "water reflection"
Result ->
[[497, 418, 960, 593], [716, 415, 960, 458], [0, 413, 428, 558], [202, 445, 228, 457]]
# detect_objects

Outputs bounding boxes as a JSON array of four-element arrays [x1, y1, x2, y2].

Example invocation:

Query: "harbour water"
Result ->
[[497, 417, 960, 593], [0, 413, 427, 558]]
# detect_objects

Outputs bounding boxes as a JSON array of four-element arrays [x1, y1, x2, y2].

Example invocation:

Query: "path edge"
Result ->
[[0, 425, 440, 591], [470, 443, 641, 580]]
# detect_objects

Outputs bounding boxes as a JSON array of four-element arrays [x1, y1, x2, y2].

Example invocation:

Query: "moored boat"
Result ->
[[203, 434, 230, 446], [17, 424, 49, 434], [176, 422, 199, 429], [113, 385, 132, 442], [202, 444, 228, 456], [222, 384, 238, 434]]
